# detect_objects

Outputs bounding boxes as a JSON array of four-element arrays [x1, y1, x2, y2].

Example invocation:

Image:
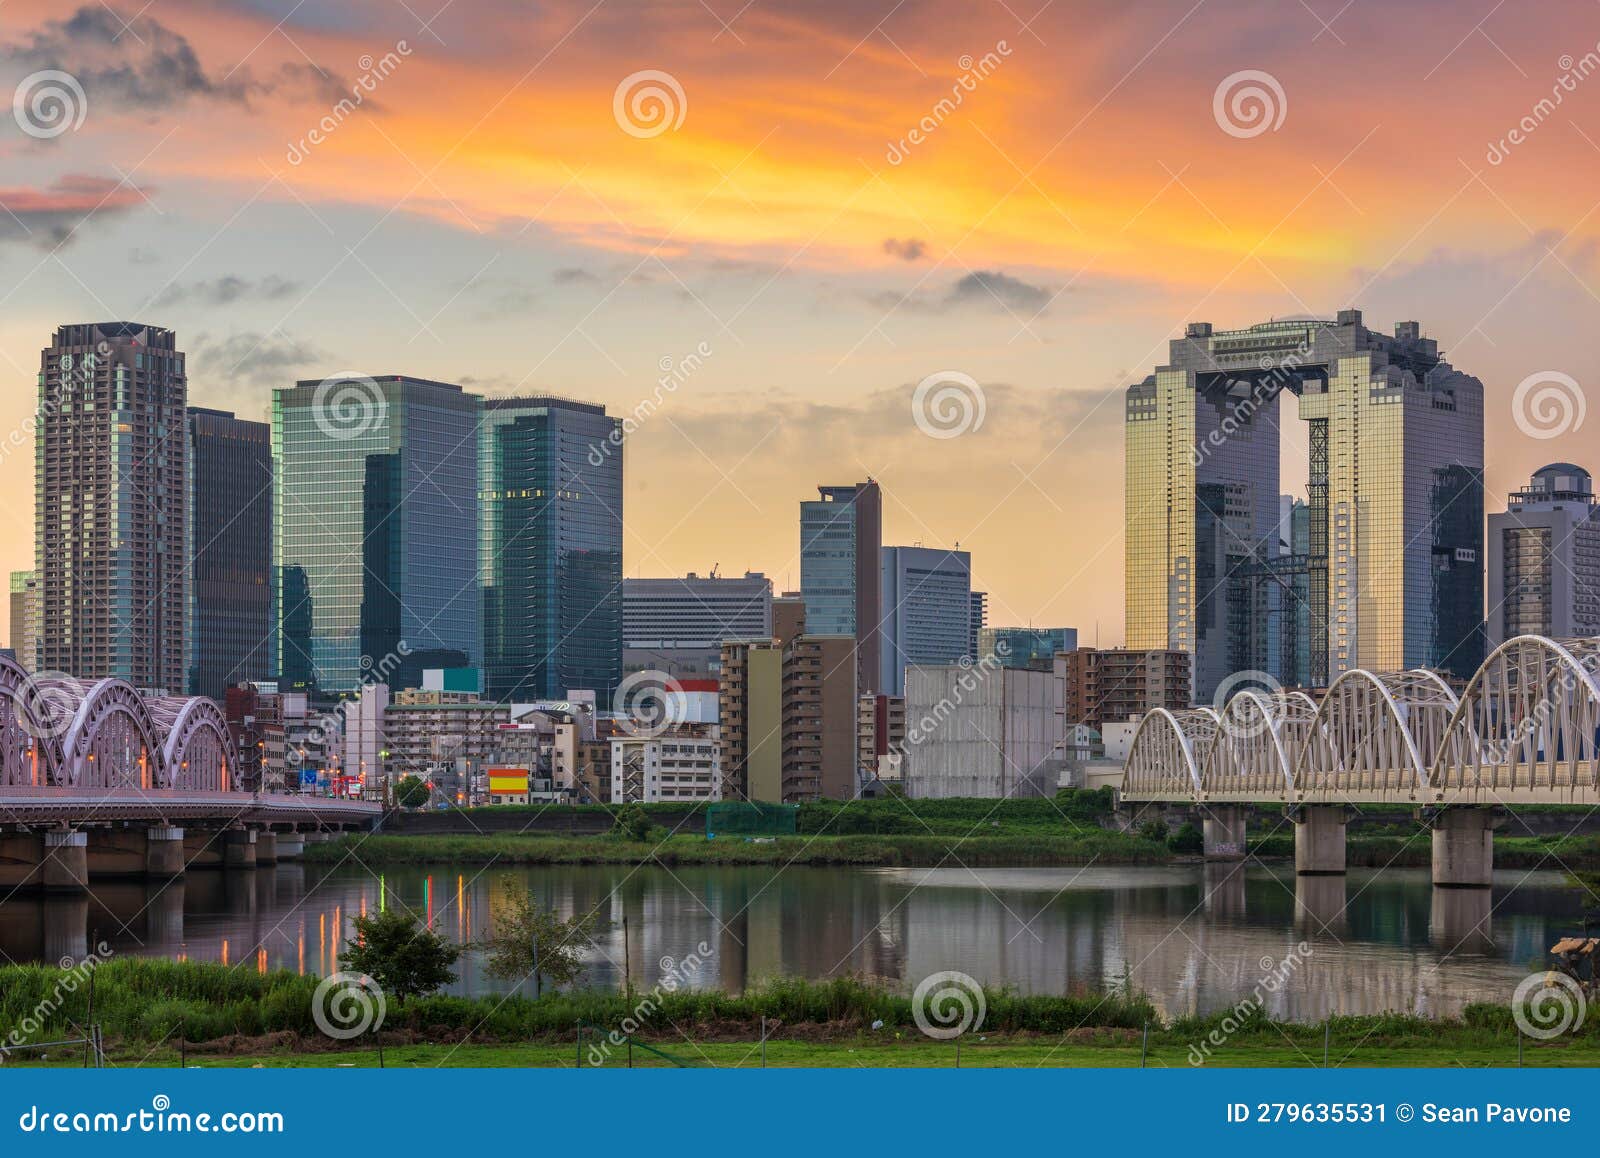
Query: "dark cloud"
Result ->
[[0, 174, 146, 249], [152, 275, 302, 307], [882, 237, 926, 261], [1, 6, 334, 114], [862, 269, 1057, 317], [552, 266, 600, 285], [944, 270, 1052, 313], [189, 331, 328, 388]]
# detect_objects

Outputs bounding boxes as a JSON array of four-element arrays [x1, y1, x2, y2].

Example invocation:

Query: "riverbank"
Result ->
[[306, 827, 1600, 869], [2, 960, 1595, 1068], [304, 829, 1170, 867]]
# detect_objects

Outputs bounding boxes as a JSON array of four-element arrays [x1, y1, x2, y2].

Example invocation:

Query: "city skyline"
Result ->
[[3, 2, 1599, 646]]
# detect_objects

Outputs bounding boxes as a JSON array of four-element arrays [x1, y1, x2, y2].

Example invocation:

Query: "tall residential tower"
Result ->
[[36, 323, 188, 690], [1487, 464, 1600, 645]]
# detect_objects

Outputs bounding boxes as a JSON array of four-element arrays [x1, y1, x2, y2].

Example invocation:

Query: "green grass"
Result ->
[[128, 1034, 1600, 1068], [304, 828, 1170, 867], [5, 959, 1597, 1068]]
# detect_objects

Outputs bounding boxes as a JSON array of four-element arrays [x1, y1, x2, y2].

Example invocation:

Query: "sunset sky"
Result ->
[[2, 0, 1599, 644]]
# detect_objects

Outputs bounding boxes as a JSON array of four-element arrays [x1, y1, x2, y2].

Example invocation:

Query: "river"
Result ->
[[0, 861, 1582, 1021]]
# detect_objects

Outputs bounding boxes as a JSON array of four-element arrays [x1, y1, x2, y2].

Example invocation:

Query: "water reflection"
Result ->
[[0, 863, 1582, 1021]]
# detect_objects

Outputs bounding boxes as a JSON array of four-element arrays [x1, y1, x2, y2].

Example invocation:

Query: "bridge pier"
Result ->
[[273, 832, 305, 859], [1201, 806, 1247, 860], [41, 830, 88, 892], [1428, 807, 1500, 888], [222, 827, 257, 869], [146, 827, 185, 877], [255, 830, 278, 865], [1291, 805, 1347, 875]]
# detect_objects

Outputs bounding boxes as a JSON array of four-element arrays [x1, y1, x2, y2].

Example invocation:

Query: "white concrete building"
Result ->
[[610, 723, 721, 803], [902, 664, 1062, 799]]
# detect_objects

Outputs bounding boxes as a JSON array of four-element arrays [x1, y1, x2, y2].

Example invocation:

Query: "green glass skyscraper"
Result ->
[[481, 396, 623, 701], [272, 375, 481, 692]]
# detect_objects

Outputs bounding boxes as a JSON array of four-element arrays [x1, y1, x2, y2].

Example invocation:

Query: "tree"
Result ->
[[477, 879, 606, 996], [394, 774, 430, 809], [1168, 822, 1204, 855], [611, 802, 653, 842], [341, 907, 462, 1001], [1137, 819, 1169, 844]]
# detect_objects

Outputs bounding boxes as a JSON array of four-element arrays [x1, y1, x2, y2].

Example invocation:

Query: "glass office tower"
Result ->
[[799, 481, 882, 692], [273, 375, 481, 692], [1126, 310, 1484, 700], [879, 545, 972, 695], [189, 407, 272, 698], [480, 397, 623, 702]]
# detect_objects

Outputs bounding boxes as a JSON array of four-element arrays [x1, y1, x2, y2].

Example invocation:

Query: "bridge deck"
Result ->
[[0, 788, 381, 826]]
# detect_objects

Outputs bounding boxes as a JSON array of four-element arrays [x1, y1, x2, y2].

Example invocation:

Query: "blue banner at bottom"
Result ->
[[0, 1069, 1592, 1153]]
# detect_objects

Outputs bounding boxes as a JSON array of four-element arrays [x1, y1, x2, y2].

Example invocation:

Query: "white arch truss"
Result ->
[[1122, 708, 1220, 799], [1200, 690, 1319, 799], [1430, 635, 1600, 800]]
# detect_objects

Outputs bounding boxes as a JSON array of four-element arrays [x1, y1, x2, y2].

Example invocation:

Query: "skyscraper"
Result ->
[[799, 480, 881, 692], [273, 375, 481, 692], [879, 545, 972, 695], [1125, 309, 1484, 699], [481, 396, 623, 702], [623, 571, 771, 677], [8, 571, 36, 670], [1487, 464, 1600, 645], [188, 408, 272, 699], [36, 323, 187, 690]]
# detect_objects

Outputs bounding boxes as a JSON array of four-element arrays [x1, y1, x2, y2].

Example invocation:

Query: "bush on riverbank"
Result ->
[[0, 960, 1158, 1045], [5, 959, 1590, 1064]]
